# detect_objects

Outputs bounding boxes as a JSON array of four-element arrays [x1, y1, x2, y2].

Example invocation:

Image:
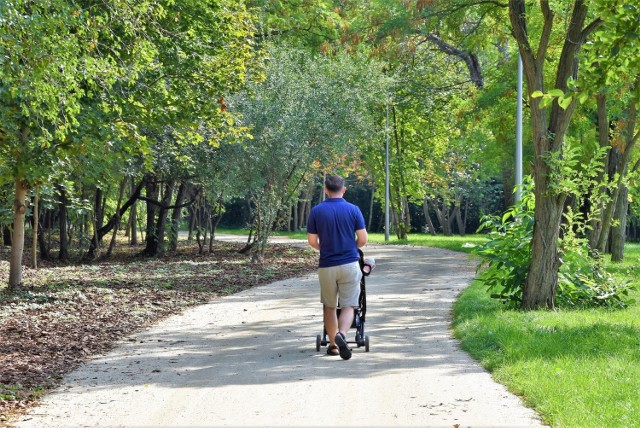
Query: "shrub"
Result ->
[[472, 179, 635, 309]]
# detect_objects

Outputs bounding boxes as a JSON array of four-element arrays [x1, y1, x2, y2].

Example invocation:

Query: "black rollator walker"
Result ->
[[316, 249, 375, 353]]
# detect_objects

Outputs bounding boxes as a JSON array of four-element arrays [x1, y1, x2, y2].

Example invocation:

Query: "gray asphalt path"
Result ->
[[15, 243, 543, 427]]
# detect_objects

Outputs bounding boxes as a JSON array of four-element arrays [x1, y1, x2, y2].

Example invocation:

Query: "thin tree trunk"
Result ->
[[455, 197, 465, 236], [107, 178, 127, 256], [611, 185, 628, 262], [57, 184, 69, 261], [212, 194, 225, 240], [432, 200, 446, 235], [368, 188, 375, 230], [422, 197, 437, 235], [462, 198, 469, 235], [144, 178, 160, 256], [597, 98, 638, 253], [588, 93, 611, 248], [187, 205, 196, 242], [32, 186, 39, 269], [448, 204, 459, 235], [87, 187, 103, 259], [169, 181, 187, 251], [37, 208, 50, 261], [130, 177, 138, 245], [155, 180, 175, 256], [9, 179, 29, 290]]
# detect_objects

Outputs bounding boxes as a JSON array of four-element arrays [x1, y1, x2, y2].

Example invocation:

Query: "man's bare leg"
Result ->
[[338, 306, 354, 336], [323, 305, 338, 347], [334, 306, 354, 360]]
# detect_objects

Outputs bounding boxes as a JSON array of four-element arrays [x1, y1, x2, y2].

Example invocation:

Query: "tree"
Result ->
[[578, 2, 640, 261], [231, 45, 388, 261], [508, 0, 603, 308], [0, 1, 161, 288]]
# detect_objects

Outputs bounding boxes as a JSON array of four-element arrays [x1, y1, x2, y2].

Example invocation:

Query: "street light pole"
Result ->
[[515, 53, 523, 202], [385, 100, 390, 241]]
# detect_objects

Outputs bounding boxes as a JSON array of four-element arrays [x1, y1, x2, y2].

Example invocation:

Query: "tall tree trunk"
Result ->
[[404, 198, 411, 233], [462, 198, 469, 235], [392, 106, 409, 239], [168, 181, 187, 252], [588, 93, 612, 248], [107, 178, 127, 256], [9, 179, 29, 290], [422, 197, 437, 235], [298, 182, 314, 230], [87, 178, 145, 257], [510, 0, 592, 309], [151, 180, 175, 256], [448, 204, 459, 235], [32, 186, 39, 269], [293, 200, 299, 232], [129, 177, 138, 246], [611, 185, 629, 262], [211, 194, 225, 240], [598, 91, 639, 253], [187, 206, 196, 242], [455, 197, 465, 236], [87, 187, 104, 259], [144, 178, 160, 256], [431, 198, 445, 235], [57, 184, 69, 261], [37, 213, 51, 261]]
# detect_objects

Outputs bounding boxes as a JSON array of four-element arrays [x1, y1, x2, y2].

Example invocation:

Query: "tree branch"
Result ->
[[138, 195, 198, 210], [88, 177, 146, 254], [424, 33, 484, 88], [536, 0, 554, 68], [581, 18, 603, 41], [508, 0, 534, 66]]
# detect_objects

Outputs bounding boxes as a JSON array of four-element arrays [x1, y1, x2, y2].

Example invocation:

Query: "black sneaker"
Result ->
[[334, 332, 352, 360]]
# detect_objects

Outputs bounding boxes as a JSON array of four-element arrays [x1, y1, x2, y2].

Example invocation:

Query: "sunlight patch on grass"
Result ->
[[366, 233, 487, 253]]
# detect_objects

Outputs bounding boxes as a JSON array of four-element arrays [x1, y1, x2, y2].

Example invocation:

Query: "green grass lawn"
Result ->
[[223, 228, 488, 253], [259, 229, 640, 427], [450, 242, 640, 427]]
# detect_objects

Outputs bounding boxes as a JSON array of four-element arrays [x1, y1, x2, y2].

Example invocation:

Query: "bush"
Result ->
[[472, 179, 635, 309]]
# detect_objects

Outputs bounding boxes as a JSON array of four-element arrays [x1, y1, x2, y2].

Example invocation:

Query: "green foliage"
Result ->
[[473, 180, 535, 306], [579, 1, 640, 98], [473, 178, 635, 308], [230, 44, 389, 255]]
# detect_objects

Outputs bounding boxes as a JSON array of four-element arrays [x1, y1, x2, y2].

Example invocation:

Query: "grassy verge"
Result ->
[[365, 232, 486, 252], [242, 228, 487, 253], [451, 243, 640, 427]]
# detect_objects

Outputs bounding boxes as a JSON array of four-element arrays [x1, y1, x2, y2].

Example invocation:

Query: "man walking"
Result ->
[[307, 175, 368, 360]]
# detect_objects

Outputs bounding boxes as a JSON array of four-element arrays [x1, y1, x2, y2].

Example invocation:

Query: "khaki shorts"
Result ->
[[318, 261, 362, 308]]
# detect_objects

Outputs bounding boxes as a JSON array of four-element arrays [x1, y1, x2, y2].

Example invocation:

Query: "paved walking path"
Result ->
[[15, 244, 543, 427]]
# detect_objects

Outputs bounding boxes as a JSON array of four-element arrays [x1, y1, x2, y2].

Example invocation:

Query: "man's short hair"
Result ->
[[325, 175, 345, 193]]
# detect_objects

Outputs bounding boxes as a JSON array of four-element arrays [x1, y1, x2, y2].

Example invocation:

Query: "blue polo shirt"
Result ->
[[307, 198, 366, 268]]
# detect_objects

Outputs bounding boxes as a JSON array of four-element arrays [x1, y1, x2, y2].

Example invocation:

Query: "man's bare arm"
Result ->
[[356, 229, 368, 248], [307, 233, 320, 251]]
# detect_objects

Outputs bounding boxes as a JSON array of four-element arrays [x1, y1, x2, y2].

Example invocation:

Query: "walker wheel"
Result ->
[[365, 335, 370, 352], [316, 334, 321, 352]]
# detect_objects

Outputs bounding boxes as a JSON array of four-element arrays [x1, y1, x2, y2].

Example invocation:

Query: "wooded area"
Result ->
[[1, 0, 639, 309]]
